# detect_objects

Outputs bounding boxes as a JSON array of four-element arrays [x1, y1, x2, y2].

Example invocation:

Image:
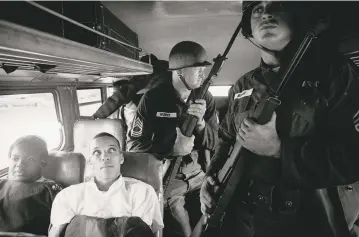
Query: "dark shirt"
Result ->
[[0, 179, 62, 235], [127, 72, 219, 160]]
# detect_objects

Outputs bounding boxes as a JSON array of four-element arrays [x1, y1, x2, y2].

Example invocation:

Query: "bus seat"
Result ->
[[43, 151, 86, 188], [121, 152, 163, 193], [73, 119, 125, 160]]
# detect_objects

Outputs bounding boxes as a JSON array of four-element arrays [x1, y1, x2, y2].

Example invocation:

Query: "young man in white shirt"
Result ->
[[49, 132, 163, 237]]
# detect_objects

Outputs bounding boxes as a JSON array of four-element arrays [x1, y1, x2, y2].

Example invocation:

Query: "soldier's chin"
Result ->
[[191, 82, 201, 89]]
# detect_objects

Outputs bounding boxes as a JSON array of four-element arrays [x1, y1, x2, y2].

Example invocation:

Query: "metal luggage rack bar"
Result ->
[[0, 20, 153, 80]]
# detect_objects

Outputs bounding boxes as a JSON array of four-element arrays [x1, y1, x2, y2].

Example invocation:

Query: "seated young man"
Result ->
[[0, 135, 62, 234], [49, 132, 163, 237]]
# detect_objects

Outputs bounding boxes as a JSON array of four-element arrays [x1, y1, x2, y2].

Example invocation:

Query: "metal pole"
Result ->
[[26, 1, 142, 52]]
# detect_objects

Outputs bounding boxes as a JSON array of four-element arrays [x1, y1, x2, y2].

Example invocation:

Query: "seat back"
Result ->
[[122, 152, 163, 193], [43, 151, 86, 188], [73, 119, 125, 159]]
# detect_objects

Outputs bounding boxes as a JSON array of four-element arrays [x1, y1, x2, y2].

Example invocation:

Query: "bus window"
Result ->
[[0, 92, 62, 171], [107, 87, 114, 98], [208, 86, 231, 97], [77, 88, 102, 116]]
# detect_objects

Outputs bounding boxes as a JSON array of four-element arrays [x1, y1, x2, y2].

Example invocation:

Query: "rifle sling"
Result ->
[[163, 156, 183, 198]]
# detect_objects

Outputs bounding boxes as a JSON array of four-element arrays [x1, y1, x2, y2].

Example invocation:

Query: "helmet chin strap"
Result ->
[[177, 71, 193, 91], [246, 37, 280, 57]]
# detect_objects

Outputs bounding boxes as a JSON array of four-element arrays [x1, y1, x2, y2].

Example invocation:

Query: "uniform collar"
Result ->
[[258, 60, 282, 95]]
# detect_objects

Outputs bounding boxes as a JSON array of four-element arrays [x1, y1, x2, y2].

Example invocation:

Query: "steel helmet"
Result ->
[[168, 41, 212, 71], [240, 1, 319, 39]]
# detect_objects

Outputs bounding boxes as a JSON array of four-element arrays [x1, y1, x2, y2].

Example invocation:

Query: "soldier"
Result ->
[[0, 135, 62, 234], [127, 41, 219, 237], [200, 2, 359, 237]]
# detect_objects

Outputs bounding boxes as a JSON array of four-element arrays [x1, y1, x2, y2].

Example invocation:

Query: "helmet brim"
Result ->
[[168, 61, 212, 71]]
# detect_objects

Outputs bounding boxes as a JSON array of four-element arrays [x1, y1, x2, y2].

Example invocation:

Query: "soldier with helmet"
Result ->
[[200, 1, 359, 237], [127, 41, 219, 237]]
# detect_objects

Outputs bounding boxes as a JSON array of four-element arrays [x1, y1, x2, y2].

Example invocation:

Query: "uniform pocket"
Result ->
[[233, 110, 251, 133], [290, 100, 315, 137]]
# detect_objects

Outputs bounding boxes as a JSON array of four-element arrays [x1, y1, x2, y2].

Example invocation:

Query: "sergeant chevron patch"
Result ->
[[131, 116, 143, 137], [353, 110, 359, 132]]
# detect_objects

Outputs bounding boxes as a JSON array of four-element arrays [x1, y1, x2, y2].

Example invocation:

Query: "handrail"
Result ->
[[26, 1, 142, 52]]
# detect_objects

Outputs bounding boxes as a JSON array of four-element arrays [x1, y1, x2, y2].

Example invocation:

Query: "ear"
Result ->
[[40, 160, 47, 168], [119, 153, 124, 164], [86, 157, 93, 166], [176, 69, 183, 77]]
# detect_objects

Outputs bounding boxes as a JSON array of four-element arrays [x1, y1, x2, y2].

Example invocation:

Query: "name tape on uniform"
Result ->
[[234, 88, 253, 100], [156, 112, 177, 118]]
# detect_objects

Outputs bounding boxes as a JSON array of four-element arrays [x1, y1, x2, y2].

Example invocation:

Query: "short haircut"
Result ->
[[8, 135, 48, 159], [92, 132, 121, 150]]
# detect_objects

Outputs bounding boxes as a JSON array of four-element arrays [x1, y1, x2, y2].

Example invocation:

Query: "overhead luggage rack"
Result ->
[[0, 20, 152, 83]]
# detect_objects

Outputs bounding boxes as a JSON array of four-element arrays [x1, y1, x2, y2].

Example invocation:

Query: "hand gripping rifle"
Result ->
[[180, 21, 244, 137], [190, 19, 329, 237], [164, 20, 244, 199]]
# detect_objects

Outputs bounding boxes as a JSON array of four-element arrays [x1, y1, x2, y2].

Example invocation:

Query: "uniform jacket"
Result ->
[[127, 72, 219, 175], [208, 53, 359, 236]]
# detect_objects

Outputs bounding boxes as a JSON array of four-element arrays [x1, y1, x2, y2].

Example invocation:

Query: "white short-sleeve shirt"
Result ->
[[50, 176, 163, 232]]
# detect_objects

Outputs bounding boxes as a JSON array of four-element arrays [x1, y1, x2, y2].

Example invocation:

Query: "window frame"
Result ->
[[76, 87, 105, 117], [0, 89, 64, 176]]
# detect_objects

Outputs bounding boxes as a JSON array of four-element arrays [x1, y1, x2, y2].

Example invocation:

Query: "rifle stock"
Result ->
[[191, 97, 281, 237]]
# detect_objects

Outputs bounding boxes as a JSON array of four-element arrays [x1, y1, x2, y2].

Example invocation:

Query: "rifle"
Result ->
[[163, 20, 244, 199], [180, 21, 244, 137], [191, 19, 329, 237]]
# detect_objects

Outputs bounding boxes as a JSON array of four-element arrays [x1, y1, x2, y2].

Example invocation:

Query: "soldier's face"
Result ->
[[250, 1, 294, 51], [8, 144, 44, 182], [181, 66, 206, 89], [90, 136, 123, 181]]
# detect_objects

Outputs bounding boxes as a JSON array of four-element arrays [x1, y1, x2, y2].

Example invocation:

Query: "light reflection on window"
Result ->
[[0, 92, 62, 170], [208, 86, 231, 97], [77, 88, 102, 116]]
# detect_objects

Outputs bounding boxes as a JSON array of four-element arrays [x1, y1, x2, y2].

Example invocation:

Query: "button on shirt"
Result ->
[[50, 176, 164, 232]]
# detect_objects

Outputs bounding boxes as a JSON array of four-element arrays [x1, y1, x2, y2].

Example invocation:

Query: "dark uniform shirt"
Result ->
[[0, 179, 62, 235], [208, 54, 359, 237], [127, 72, 218, 175]]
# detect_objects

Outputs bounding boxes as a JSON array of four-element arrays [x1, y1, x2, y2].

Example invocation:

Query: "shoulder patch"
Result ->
[[234, 88, 253, 100], [131, 116, 144, 138], [353, 110, 359, 132]]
